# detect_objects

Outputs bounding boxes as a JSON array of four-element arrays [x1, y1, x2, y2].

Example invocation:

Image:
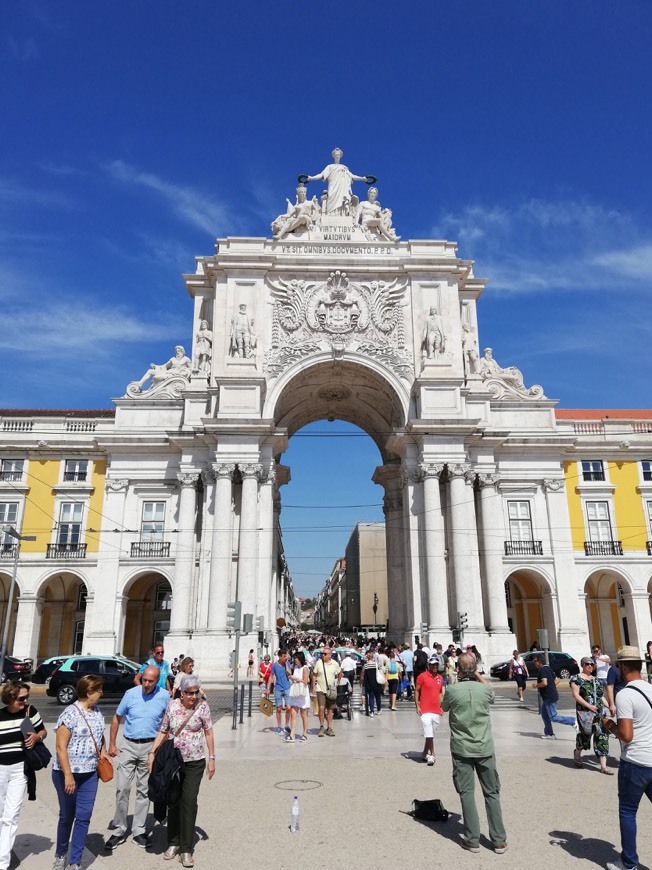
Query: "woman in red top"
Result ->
[[258, 655, 272, 690]]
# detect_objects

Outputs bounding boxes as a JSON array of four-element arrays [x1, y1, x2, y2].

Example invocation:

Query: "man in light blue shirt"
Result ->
[[135, 644, 172, 692], [105, 666, 171, 850]]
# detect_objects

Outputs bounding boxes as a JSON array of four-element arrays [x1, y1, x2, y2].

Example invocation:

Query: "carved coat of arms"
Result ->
[[265, 271, 412, 379]]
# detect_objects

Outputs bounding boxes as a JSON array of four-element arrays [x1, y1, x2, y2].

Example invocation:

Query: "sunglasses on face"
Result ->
[[184, 690, 200, 696], [17, 695, 29, 703]]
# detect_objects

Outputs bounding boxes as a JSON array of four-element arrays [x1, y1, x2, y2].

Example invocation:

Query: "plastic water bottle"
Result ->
[[290, 795, 300, 833]]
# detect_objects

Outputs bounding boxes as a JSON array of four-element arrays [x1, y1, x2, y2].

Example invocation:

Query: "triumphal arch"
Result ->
[[111, 147, 583, 672]]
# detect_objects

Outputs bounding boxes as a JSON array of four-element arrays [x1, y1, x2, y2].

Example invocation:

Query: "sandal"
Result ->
[[284, 735, 295, 742], [573, 755, 583, 768]]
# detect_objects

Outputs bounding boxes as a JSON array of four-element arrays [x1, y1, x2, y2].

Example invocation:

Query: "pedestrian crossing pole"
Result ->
[[227, 602, 242, 730]]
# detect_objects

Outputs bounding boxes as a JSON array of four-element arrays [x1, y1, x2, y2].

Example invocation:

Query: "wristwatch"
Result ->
[[208, 755, 215, 760]]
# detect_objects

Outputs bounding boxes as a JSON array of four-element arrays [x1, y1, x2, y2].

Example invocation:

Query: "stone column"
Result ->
[[374, 463, 407, 641], [86, 478, 129, 655], [256, 465, 275, 629], [401, 468, 424, 639], [207, 463, 235, 630], [542, 478, 587, 651], [625, 591, 652, 653], [168, 472, 199, 638], [476, 474, 511, 633], [447, 464, 484, 631], [419, 462, 449, 636], [236, 463, 261, 620], [12, 594, 40, 661]]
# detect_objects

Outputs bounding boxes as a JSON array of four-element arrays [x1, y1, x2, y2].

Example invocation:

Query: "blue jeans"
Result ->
[[617, 759, 652, 869], [52, 769, 99, 865], [541, 701, 575, 735]]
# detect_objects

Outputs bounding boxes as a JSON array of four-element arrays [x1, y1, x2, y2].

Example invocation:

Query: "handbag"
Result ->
[[21, 710, 52, 771], [322, 661, 338, 701], [75, 703, 113, 783], [290, 681, 307, 698], [376, 666, 386, 685], [259, 695, 273, 716]]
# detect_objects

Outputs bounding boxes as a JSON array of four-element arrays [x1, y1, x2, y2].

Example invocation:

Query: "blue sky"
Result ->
[[2, 2, 651, 596]]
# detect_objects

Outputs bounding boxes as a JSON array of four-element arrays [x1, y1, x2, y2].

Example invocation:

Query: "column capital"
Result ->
[[448, 463, 476, 485], [177, 472, 199, 488], [238, 462, 263, 480], [419, 462, 445, 480], [201, 467, 215, 485], [400, 467, 422, 488], [543, 478, 565, 493], [259, 464, 276, 485], [383, 493, 403, 515], [212, 462, 236, 480], [477, 472, 500, 489], [105, 478, 129, 493]]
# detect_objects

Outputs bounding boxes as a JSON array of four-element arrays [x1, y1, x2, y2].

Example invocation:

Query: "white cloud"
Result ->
[[434, 197, 649, 295], [104, 160, 230, 235], [0, 178, 74, 210], [0, 302, 180, 356]]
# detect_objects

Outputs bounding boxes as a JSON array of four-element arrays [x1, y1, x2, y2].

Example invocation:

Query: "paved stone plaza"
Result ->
[[13, 686, 652, 870]]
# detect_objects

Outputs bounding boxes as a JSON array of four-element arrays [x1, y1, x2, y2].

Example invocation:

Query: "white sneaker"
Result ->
[[376, 710, 382, 716], [52, 858, 67, 870], [606, 861, 637, 870], [426, 754, 435, 766], [541, 734, 557, 739], [369, 711, 374, 717]]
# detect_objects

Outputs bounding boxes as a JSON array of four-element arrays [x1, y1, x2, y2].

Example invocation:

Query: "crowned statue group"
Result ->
[[272, 148, 400, 242]]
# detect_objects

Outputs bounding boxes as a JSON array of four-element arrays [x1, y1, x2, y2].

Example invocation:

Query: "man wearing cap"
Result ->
[[442, 652, 507, 855], [415, 655, 445, 765], [603, 646, 652, 870], [532, 654, 575, 738]]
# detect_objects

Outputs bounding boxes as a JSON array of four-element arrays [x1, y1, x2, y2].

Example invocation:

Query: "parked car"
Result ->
[[47, 655, 140, 705], [490, 651, 580, 681], [31, 656, 69, 684], [1, 655, 32, 682]]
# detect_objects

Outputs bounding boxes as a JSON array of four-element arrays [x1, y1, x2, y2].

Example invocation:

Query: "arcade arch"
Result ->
[[121, 571, 172, 661], [584, 569, 634, 654], [36, 572, 88, 659], [504, 569, 556, 652], [0, 571, 20, 656]]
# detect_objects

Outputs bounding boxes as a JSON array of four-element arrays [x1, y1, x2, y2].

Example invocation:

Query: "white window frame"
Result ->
[[57, 502, 84, 546], [581, 459, 606, 483], [155, 581, 172, 611], [63, 459, 89, 483], [0, 459, 24, 482], [585, 500, 614, 543], [153, 620, 170, 648], [507, 500, 534, 541], [646, 500, 652, 539], [641, 461, 652, 483], [141, 502, 166, 542], [0, 502, 20, 550]]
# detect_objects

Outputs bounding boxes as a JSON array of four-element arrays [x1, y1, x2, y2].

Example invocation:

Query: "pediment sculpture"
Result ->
[[478, 347, 546, 400], [265, 270, 412, 379], [125, 345, 191, 399], [271, 149, 399, 242]]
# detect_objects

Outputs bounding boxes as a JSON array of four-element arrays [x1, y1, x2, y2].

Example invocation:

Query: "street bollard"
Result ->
[[232, 685, 238, 730], [248, 680, 253, 718], [239, 684, 245, 724]]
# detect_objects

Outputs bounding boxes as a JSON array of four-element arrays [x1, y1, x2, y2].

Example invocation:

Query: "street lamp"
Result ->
[[0, 526, 36, 681], [373, 592, 378, 629]]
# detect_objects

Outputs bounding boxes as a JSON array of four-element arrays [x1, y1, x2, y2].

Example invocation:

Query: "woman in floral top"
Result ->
[[147, 675, 214, 868], [52, 674, 110, 870], [569, 657, 613, 774]]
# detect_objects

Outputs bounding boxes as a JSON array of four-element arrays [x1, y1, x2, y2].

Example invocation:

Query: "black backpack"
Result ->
[[409, 799, 449, 822], [414, 650, 428, 671]]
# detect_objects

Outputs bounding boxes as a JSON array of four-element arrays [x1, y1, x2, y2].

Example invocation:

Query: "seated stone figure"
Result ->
[[272, 184, 321, 239], [133, 345, 192, 393], [478, 347, 526, 390], [357, 187, 399, 241]]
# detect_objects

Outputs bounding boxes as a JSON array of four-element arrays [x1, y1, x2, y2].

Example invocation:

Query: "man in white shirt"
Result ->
[[603, 646, 652, 870]]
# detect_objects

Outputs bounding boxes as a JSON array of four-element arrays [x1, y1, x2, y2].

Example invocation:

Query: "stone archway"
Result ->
[[584, 570, 633, 656], [505, 569, 557, 652], [122, 572, 172, 662], [270, 358, 410, 636], [36, 572, 88, 659], [0, 572, 20, 655]]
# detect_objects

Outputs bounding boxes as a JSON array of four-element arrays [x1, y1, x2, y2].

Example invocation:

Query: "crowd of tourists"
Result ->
[[0, 635, 650, 869]]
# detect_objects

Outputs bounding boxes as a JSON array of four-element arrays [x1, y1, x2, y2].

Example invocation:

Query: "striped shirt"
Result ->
[[0, 704, 46, 765]]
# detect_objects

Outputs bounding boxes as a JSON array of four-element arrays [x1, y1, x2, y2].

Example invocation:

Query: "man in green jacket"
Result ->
[[441, 652, 507, 855]]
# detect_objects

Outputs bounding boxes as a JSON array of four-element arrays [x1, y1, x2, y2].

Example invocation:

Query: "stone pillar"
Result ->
[[447, 464, 484, 631], [256, 465, 275, 629], [236, 463, 261, 620], [476, 474, 511, 633], [625, 591, 652, 653], [207, 463, 235, 630], [12, 594, 40, 661], [86, 478, 129, 655], [542, 478, 587, 653], [401, 468, 423, 639], [168, 472, 199, 638], [419, 462, 449, 636], [374, 463, 407, 641]]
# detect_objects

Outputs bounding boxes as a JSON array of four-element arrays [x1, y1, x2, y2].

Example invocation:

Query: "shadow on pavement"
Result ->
[[401, 751, 426, 764], [400, 809, 463, 845], [10, 834, 52, 868], [549, 830, 626, 868]]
